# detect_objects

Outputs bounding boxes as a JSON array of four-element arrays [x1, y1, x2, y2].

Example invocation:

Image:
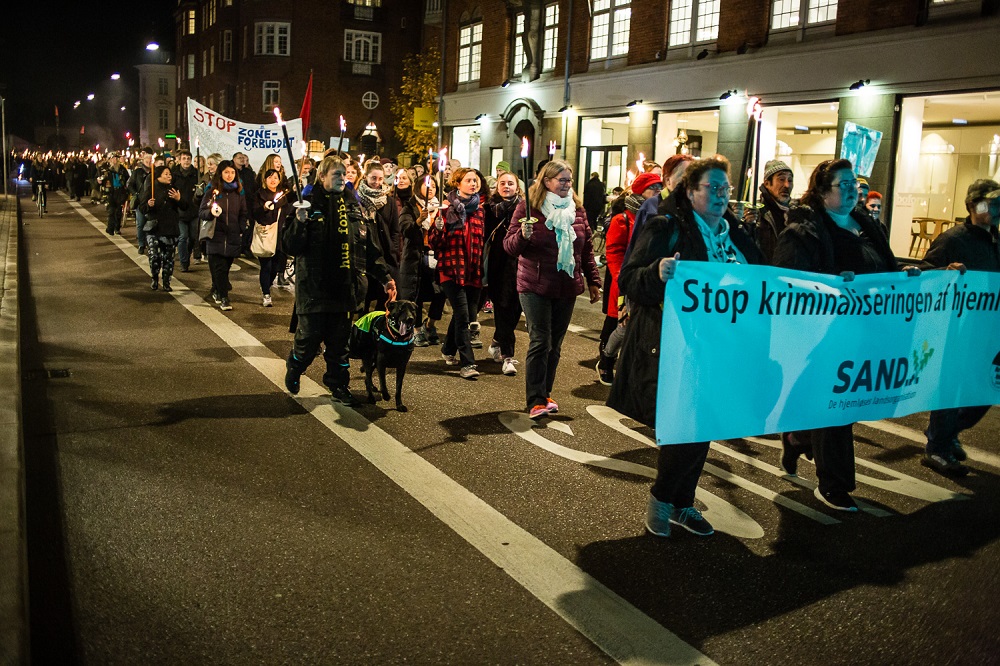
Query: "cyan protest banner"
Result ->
[[186, 98, 304, 170], [655, 263, 1000, 445]]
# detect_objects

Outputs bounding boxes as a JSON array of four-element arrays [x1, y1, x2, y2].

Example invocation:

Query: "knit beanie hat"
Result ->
[[631, 172, 662, 194], [762, 160, 792, 182], [496, 161, 511, 172]]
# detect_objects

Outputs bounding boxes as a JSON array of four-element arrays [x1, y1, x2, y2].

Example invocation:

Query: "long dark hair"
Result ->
[[209, 159, 243, 196], [801, 158, 853, 210]]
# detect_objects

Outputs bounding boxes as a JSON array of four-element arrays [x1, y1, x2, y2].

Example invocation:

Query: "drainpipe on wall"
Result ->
[[560, 0, 573, 165]]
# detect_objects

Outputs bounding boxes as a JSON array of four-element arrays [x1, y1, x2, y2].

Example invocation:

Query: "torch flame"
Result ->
[[340, 115, 346, 132], [625, 169, 636, 187], [273, 107, 283, 124], [520, 137, 529, 159], [636, 152, 645, 173], [158, 138, 165, 148], [746, 96, 762, 122], [548, 140, 556, 156], [438, 147, 448, 172]]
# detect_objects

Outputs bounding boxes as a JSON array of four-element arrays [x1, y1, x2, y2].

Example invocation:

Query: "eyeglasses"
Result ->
[[697, 183, 734, 197], [834, 179, 859, 191]]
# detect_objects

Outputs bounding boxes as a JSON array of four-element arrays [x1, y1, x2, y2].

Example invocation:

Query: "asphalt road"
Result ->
[[20, 189, 1000, 665]]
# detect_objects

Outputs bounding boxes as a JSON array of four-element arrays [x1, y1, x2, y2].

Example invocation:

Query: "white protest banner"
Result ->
[[655, 263, 1000, 445], [187, 98, 304, 169]]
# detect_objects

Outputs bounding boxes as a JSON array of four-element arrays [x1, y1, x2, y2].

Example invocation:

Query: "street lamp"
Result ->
[[86, 93, 95, 101], [146, 42, 159, 51], [111, 73, 121, 80]]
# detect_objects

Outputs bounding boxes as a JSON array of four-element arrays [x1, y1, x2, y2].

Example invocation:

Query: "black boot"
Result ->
[[285, 355, 303, 394], [162, 279, 172, 292], [150, 276, 159, 291]]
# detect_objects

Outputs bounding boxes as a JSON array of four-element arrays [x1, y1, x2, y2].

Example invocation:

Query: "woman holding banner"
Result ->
[[609, 157, 763, 538], [773, 158, 900, 512]]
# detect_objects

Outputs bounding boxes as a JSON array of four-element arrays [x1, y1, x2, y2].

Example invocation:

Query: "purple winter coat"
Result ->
[[503, 200, 601, 300]]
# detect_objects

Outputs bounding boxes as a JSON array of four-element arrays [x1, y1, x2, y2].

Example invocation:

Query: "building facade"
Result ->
[[137, 64, 179, 149], [173, 0, 423, 162], [436, 0, 1000, 258]]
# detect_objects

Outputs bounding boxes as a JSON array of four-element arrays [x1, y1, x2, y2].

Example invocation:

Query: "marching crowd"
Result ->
[[16, 144, 1000, 539]]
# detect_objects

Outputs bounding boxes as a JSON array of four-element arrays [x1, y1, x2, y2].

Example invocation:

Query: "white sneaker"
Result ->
[[469, 321, 483, 349], [502, 357, 518, 376], [488, 343, 503, 363], [262, 293, 272, 307], [459, 364, 480, 379], [441, 351, 460, 366]]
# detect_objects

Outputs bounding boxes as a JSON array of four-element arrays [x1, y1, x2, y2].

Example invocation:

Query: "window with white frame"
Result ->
[[159, 109, 169, 130], [186, 9, 195, 35], [771, 0, 838, 30], [158, 77, 168, 96], [344, 30, 382, 63], [668, 0, 720, 46], [262, 81, 280, 111], [590, 0, 630, 60], [542, 3, 559, 71], [222, 31, 232, 61], [458, 22, 483, 83], [255, 22, 291, 56], [512, 13, 526, 75]]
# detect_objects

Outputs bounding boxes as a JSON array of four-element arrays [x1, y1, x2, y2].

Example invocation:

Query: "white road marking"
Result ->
[[859, 419, 1000, 471], [566, 323, 588, 334], [502, 412, 765, 539], [65, 194, 718, 666], [587, 406, 843, 525]]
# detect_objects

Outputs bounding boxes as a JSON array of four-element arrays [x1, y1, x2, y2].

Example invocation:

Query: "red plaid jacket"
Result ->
[[428, 205, 485, 287]]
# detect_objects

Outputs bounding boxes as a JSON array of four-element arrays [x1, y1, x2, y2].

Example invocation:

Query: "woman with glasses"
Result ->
[[504, 160, 602, 419], [772, 158, 899, 512], [609, 157, 763, 538]]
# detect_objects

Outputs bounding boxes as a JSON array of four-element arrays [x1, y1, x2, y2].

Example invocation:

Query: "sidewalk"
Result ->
[[0, 190, 27, 665]]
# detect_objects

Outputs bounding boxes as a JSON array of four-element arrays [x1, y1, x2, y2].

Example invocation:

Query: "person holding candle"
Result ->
[[251, 168, 297, 307], [199, 160, 249, 311], [504, 160, 602, 418], [483, 170, 525, 376], [357, 160, 400, 311], [139, 165, 187, 292], [410, 177, 447, 347], [428, 168, 486, 379]]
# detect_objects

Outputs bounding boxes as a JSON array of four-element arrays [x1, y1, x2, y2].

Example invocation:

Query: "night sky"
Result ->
[[2, 0, 176, 143]]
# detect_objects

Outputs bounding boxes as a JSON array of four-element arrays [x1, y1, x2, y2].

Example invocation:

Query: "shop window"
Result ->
[[668, 0, 720, 47], [542, 4, 559, 72], [590, 0, 631, 61], [458, 22, 483, 83]]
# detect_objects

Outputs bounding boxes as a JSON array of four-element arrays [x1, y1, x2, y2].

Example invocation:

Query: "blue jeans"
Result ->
[[926, 406, 991, 455], [177, 218, 200, 267], [135, 209, 148, 248], [519, 292, 576, 409]]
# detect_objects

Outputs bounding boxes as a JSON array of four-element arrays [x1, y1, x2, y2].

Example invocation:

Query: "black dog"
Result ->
[[349, 300, 417, 411]]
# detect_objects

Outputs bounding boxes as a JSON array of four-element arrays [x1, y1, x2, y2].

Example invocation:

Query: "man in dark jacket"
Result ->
[[128, 149, 152, 253], [171, 150, 201, 271], [918, 179, 1000, 476], [282, 155, 395, 406], [749, 159, 794, 263], [583, 172, 606, 230], [233, 152, 259, 257], [100, 154, 130, 235]]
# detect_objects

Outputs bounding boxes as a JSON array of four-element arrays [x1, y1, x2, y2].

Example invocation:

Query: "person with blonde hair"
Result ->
[[503, 160, 601, 418]]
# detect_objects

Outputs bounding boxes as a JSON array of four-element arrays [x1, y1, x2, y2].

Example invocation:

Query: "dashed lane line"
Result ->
[[64, 193, 718, 666]]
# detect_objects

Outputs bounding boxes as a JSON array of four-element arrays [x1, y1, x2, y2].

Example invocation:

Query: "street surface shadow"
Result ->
[[152, 393, 307, 425], [419, 411, 512, 450], [566, 465, 1000, 653]]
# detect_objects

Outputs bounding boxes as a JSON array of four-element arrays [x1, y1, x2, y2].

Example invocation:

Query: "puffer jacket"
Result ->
[[503, 200, 601, 300], [283, 185, 390, 315], [607, 192, 763, 429], [199, 186, 248, 258], [773, 204, 897, 276]]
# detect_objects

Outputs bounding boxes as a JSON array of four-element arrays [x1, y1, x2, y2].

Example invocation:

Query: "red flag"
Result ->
[[299, 70, 313, 140]]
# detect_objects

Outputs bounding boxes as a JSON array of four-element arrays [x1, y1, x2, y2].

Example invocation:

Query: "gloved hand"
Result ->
[[263, 200, 275, 211], [210, 202, 222, 217]]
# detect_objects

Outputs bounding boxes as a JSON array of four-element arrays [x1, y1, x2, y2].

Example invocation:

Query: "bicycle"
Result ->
[[34, 180, 47, 217]]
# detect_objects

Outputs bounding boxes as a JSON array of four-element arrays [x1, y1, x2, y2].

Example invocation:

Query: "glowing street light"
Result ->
[[73, 101, 81, 109], [87, 93, 95, 101], [120, 106, 126, 111], [111, 73, 121, 80], [146, 42, 160, 51]]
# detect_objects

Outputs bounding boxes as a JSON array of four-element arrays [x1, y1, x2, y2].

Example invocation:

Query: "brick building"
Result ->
[[435, 0, 1000, 258], [174, 0, 423, 163]]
